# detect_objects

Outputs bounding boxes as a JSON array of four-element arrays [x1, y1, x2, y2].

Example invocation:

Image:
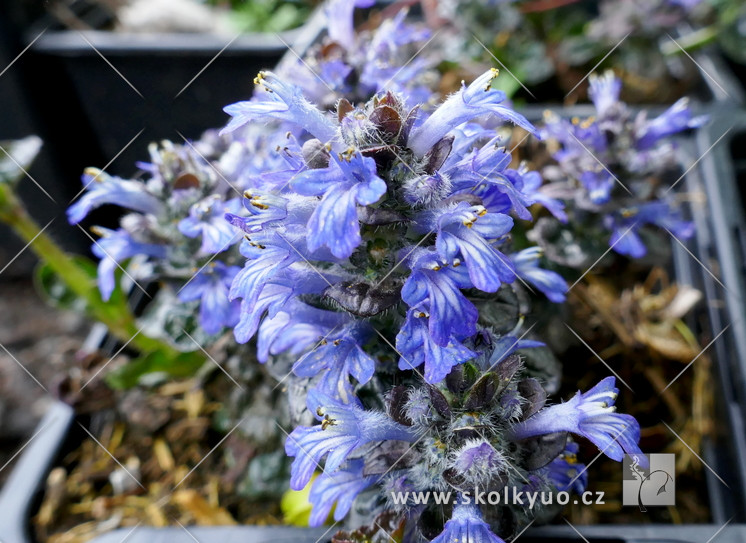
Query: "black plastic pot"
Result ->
[[19, 4, 326, 208], [0, 9, 91, 275], [720, 114, 746, 227]]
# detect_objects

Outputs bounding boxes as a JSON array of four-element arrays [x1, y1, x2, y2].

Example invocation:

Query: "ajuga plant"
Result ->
[[529, 71, 705, 270], [219, 54, 646, 539]]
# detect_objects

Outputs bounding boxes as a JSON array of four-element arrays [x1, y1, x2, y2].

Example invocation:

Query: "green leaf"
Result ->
[[238, 450, 291, 499], [35, 257, 96, 311], [105, 349, 206, 389], [34, 256, 128, 310]]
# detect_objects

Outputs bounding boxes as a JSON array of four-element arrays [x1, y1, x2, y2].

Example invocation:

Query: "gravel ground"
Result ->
[[0, 278, 89, 484]]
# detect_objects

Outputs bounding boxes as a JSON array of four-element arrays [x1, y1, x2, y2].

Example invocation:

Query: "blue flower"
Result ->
[[285, 390, 416, 490], [403, 249, 477, 346], [221, 71, 338, 143], [307, 459, 377, 526], [408, 69, 537, 157], [292, 323, 376, 405], [520, 169, 567, 222], [232, 260, 335, 345], [226, 190, 316, 234], [233, 282, 293, 344], [510, 376, 644, 463], [90, 227, 167, 301], [291, 151, 386, 258], [430, 203, 516, 292], [445, 136, 534, 220], [607, 219, 647, 259], [431, 501, 505, 543], [325, 0, 375, 50], [178, 262, 241, 335], [544, 442, 588, 494], [588, 71, 622, 119], [636, 98, 708, 150], [178, 196, 242, 254], [396, 308, 477, 383], [229, 239, 295, 314], [67, 169, 163, 225], [358, 10, 432, 102], [257, 300, 350, 362], [511, 248, 568, 303], [606, 201, 694, 258], [580, 170, 615, 205], [320, 60, 354, 91]]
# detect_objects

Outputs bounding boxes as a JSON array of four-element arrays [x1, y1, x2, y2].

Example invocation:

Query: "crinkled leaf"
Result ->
[[423, 135, 454, 174], [427, 384, 452, 418], [474, 286, 520, 333], [357, 207, 408, 226], [464, 372, 497, 411], [238, 450, 291, 500], [138, 287, 212, 350], [517, 378, 546, 420], [363, 440, 417, 476], [519, 346, 562, 394], [333, 511, 405, 543], [521, 431, 568, 471], [324, 281, 401, 317], [370, 104, 402, 139], [387, 385, 412, 426]]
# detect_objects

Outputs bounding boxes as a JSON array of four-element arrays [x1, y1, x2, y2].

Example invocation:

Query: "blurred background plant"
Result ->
[[429, 0, 745, 103], [41, 0, 319, 33]]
